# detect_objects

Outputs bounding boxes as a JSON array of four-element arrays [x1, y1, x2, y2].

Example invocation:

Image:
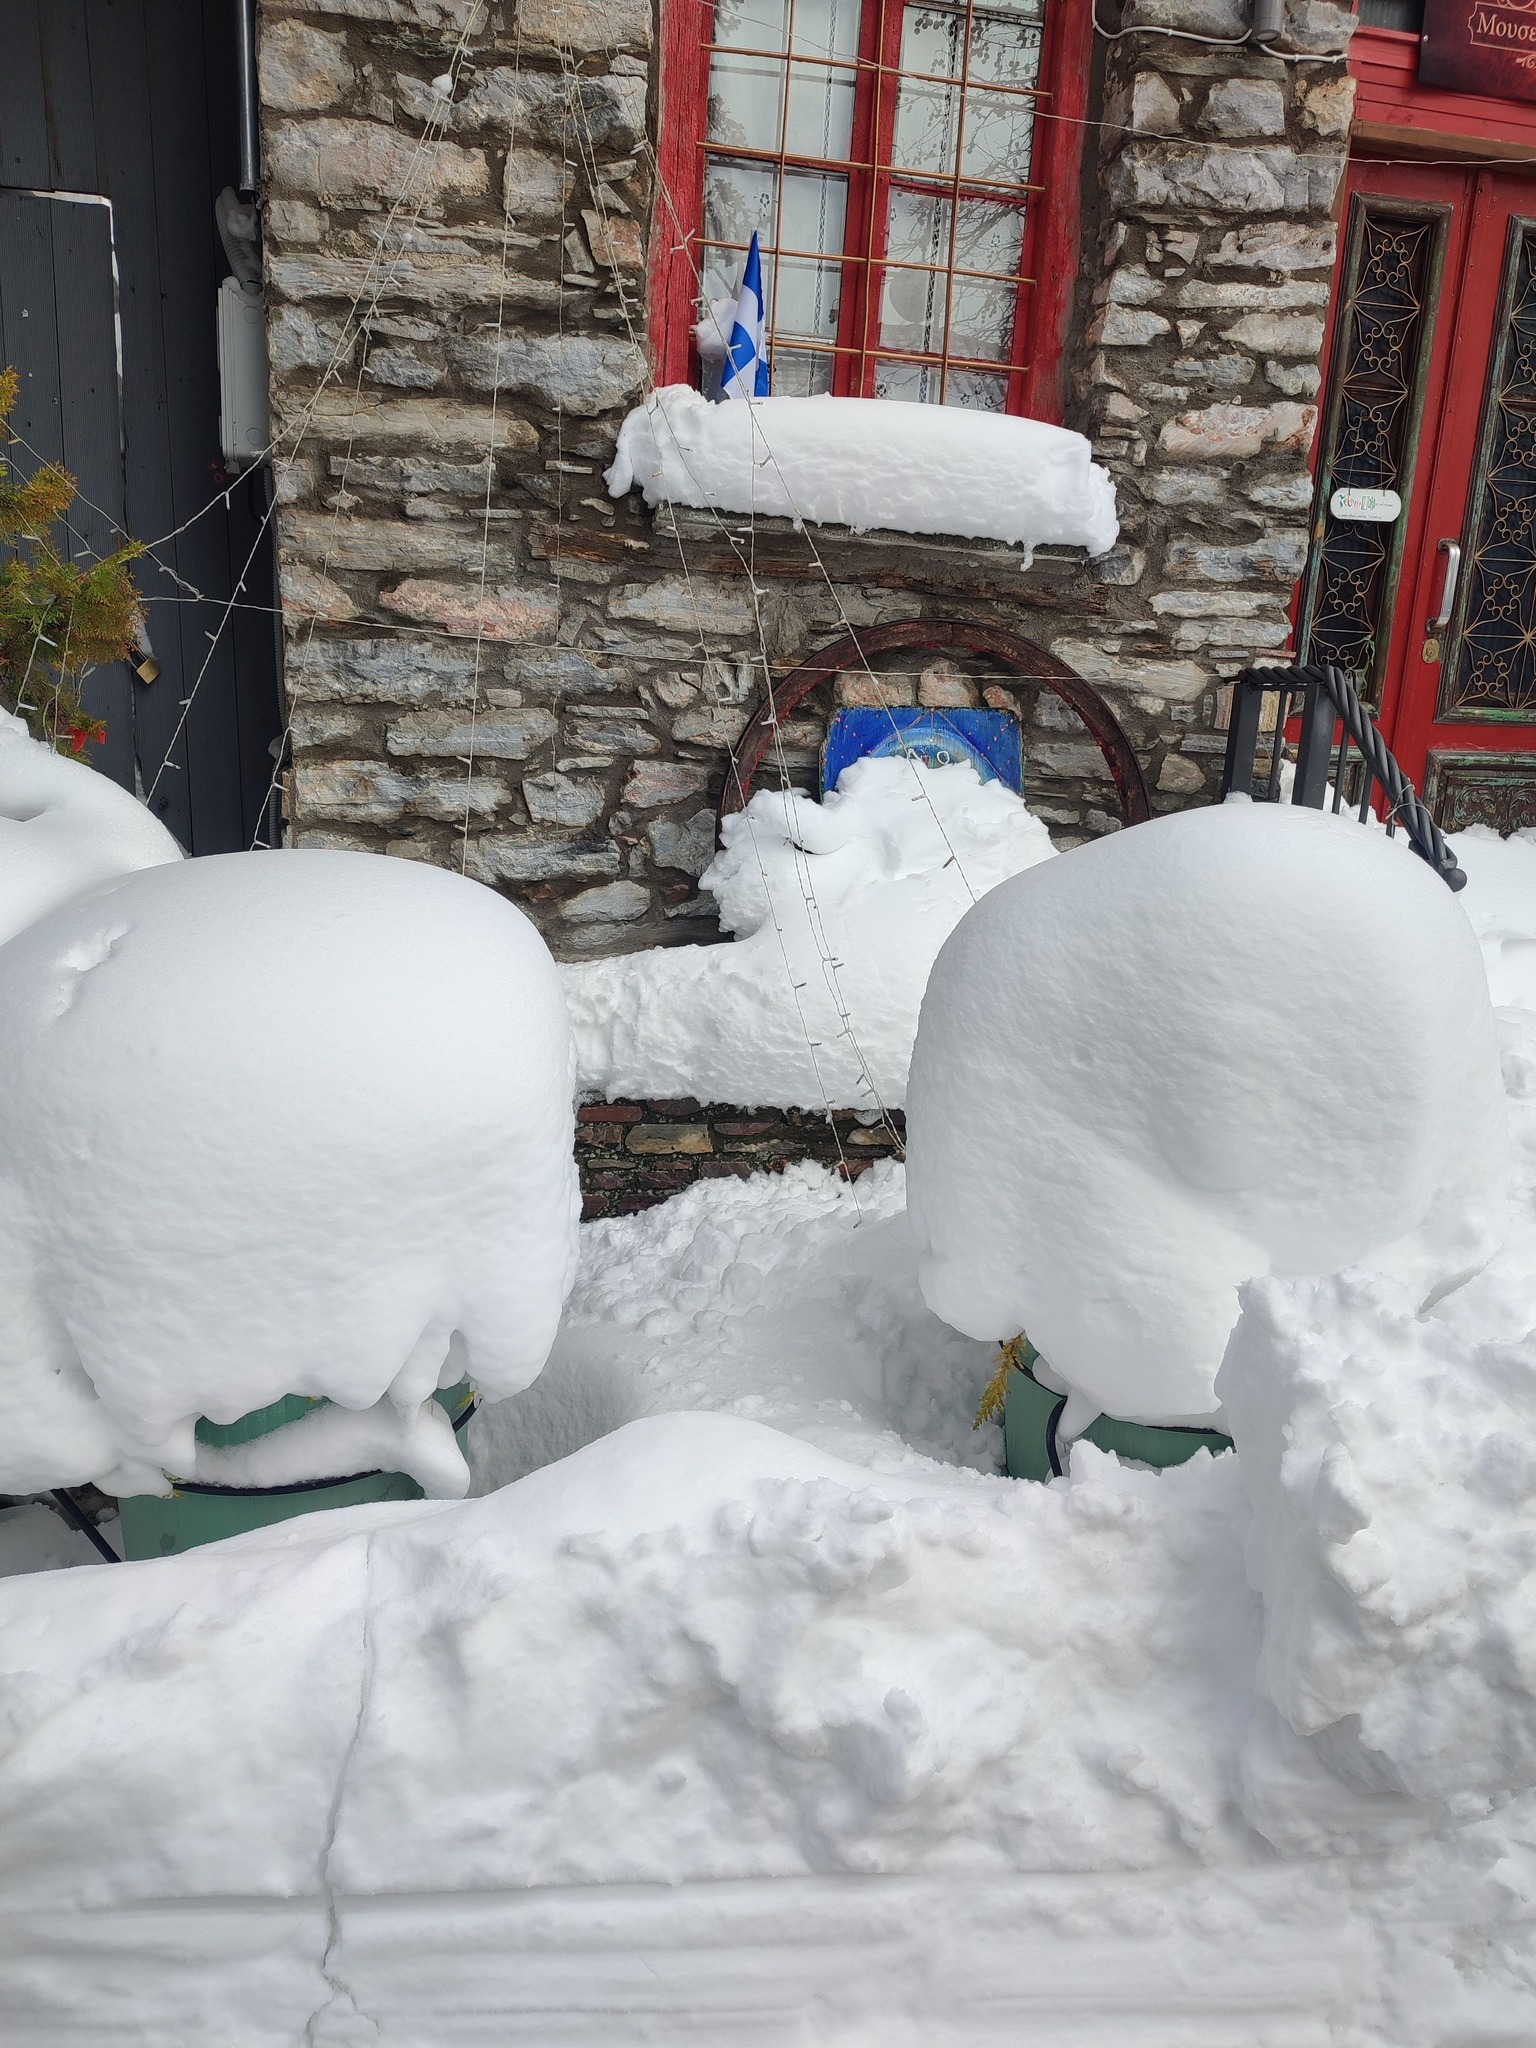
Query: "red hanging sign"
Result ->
[[1421, 0, 1536, 104]]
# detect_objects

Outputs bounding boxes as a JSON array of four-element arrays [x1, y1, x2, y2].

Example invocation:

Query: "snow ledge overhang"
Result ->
[[605, 386, 1120, 568]]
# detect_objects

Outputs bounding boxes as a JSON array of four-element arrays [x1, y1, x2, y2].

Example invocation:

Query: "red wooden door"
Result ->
[[1303, 160, 1536, 830]]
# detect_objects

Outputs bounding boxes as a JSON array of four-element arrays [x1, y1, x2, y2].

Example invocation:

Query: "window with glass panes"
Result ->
[[655, 0, 1088, 416]]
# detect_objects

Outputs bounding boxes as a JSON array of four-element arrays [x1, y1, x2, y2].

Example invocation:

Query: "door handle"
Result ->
[[1429, 538, 1462, 631]]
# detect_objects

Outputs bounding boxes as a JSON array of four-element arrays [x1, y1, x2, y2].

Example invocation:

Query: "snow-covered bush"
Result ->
[[0, 702, 181, 946], [905, 801, 1510, 1426], [563, 754, 1056, 1110], [0, 366, 144, 753], [0, 849, 579, 1498]]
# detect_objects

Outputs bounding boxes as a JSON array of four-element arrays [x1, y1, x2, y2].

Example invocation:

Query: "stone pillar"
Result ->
[[1066, 0, 1355, 807], [259, 0, 708, 957]]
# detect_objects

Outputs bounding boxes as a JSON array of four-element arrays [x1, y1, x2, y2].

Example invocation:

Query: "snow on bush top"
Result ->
[[0, 850, 580, 1498], [0, 702, 181, 947], [906, 800, 1510, 1427], [605, 386, 1119, 562], [562, 754, 1056, 1110]]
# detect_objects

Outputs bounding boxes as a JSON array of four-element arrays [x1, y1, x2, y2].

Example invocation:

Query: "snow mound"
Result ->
[[1448, 824, 1536, 1013], [0, 1502, 110, 1576], [563, 755, 1055, 1110], [605, 386, 1119, 561], [0, 1410, 1259, 1912], [0, 849, 579, 1498], [1223, 1268, 1536, 1835], [906, 800, 1510, 1425], [1220, 1003, 1536, 1846], [4, 1010, 1536, 2035], [0, 702, 182, 947], [467, 1158, 1003, 1489]]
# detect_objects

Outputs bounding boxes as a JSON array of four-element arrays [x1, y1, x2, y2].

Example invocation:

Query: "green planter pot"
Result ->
[[116, 1381, 476, 1561], [1003, 1359, 1231, 1483]]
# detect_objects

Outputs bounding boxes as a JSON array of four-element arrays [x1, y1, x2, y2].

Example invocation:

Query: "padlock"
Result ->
[[132, 614, 160, 685]]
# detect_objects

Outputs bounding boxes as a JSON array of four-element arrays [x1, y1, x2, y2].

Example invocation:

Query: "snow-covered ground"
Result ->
[[0, 1502, 109, 1577], [6, 1009, 1536, 2042], [7, 1062, 1536, 2038], [5, 713, 1536, 2044]]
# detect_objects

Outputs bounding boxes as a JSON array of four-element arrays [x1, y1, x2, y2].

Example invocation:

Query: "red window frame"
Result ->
[[651, 0, 1091, 423]]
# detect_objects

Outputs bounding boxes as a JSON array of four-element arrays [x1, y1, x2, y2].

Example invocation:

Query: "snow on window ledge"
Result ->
[[604, 386, 1120, 566]]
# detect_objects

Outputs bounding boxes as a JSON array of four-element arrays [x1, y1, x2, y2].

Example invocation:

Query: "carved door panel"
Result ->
[[1298, 161, 1466, 721], [1315, 164, 1536, 829], [1407, 179, 1536, 830]]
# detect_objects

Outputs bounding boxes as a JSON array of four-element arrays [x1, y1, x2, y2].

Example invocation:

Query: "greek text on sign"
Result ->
[[1421, 0, 1536, 108], [1330, 485, 1402, 523]]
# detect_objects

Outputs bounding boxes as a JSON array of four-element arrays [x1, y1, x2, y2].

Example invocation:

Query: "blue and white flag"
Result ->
[[721, 232, 771, 401]]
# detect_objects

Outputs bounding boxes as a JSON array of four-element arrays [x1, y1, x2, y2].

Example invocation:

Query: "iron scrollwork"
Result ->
[[1442, 222, 1536, 721], [1299, 206, 1441, 700]]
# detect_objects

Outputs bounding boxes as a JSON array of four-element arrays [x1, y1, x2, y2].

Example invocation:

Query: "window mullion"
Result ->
[[831, 0, 882, 397], [771, 0, 795, 358], [853, 0, 907, 398], [937, 4, 977, 405]]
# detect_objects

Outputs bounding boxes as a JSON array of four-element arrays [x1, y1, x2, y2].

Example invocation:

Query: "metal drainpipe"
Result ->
[[236, 0, 260, 199]]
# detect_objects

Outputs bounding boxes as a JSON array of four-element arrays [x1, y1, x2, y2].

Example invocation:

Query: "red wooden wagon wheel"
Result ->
[[715, 619, 1153, 842]]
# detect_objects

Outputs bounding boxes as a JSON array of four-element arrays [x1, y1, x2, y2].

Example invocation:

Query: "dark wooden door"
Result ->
[[0, 187, 134, 788], [0, 0, 281, 853]]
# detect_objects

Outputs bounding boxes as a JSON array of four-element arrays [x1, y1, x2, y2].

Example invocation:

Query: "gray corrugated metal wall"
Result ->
[[0, 0, 281, 853]]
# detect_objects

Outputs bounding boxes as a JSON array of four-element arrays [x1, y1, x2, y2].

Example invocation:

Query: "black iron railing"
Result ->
[[1219, 662, 1465, 892]]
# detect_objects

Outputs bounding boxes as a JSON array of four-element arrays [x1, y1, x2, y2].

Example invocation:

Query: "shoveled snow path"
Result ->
[[4, 1848, 1533, 2047]]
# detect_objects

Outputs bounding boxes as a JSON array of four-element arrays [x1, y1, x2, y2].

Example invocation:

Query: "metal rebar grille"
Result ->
[[699, 0, 1048, 409]]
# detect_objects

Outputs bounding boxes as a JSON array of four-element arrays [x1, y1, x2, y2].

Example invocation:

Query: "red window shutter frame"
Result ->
[[652, 0, 714, 391], [1016, 0, 1091, 424], [648, 0, 1091, 422]]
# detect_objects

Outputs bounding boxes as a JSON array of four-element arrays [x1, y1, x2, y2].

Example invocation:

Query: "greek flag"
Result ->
[[721, 232, 770, 401]]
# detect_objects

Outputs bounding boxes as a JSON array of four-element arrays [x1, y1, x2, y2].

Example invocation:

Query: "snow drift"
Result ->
[[563, 755, 1056, 1110], [1221, 1004, 1536, 1844], [0, 1409, 1259, 1912], [2, 873, 1535, 2037], [1449, 822, 1536, 1013], [0, 702, 181, 946], [466, 1156, 1000, 1491], [906, 800, 1510, 1425], [605, 385, 1119, 561], [0, 849, 580, 1498]]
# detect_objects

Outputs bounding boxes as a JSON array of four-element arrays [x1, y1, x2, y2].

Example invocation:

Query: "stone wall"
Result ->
[[259, 0, 1353, 962], [1079, 0, 1356, 770], [576, 1099, 906, 1218]]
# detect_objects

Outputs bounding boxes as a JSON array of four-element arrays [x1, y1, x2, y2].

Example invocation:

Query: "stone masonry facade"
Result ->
[[259, 0, 1355, 966], [1082, 0, 1356, 783], [575, 1100, 906, 1219]]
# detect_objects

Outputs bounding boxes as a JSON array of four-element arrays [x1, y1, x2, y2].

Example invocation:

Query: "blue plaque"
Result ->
[[821, 707, 1024, 797]]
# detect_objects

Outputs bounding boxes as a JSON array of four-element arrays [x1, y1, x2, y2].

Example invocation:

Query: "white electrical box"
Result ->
[[217, 275, 271, 469]]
